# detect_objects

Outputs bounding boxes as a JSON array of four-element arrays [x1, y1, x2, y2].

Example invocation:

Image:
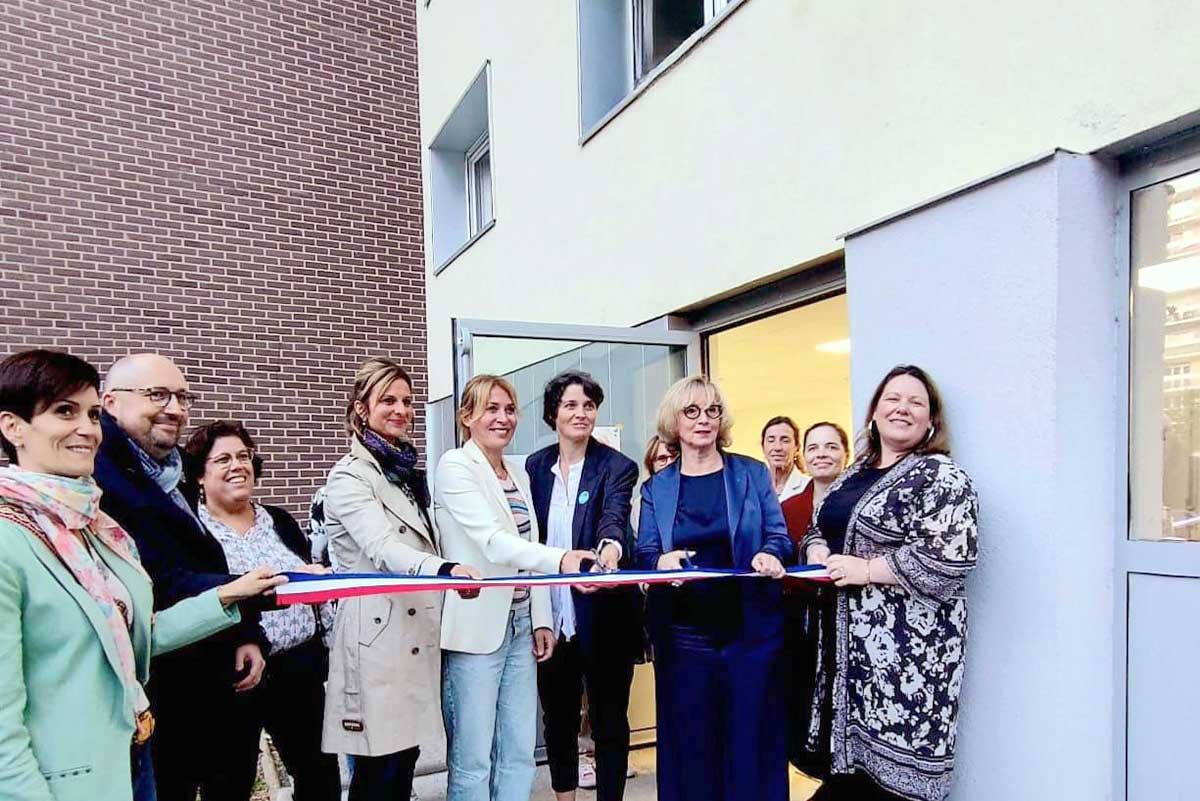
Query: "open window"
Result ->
[[578, 0, 735, 134]]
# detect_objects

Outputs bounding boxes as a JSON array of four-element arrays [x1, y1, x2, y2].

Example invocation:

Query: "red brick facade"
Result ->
[[1, 0, 426, 518]]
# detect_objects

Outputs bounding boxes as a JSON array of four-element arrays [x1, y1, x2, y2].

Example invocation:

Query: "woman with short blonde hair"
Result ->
[[455, 374, 518, 441], [435, 374, 594, 801], [654, 374, 734, 449], [636, 374, 793, 801]]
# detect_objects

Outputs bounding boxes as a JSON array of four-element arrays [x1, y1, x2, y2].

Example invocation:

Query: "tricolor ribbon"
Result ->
[[276, 564, 831, 605]]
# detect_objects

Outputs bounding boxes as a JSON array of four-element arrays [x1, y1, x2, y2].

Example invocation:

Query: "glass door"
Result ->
[[1118, 151, 1200, 801], [443, 317, 698, 748], [448, 318, 698, 461]]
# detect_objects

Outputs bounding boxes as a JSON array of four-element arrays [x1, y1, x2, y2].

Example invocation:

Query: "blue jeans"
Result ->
[[442, 606, 537, 801]]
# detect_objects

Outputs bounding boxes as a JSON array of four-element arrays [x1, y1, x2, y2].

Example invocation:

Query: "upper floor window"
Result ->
[[1130, 167, 1200, 541], [635, 0, 730, 79], [430, 64, 495, 273], [579, 0, 737, 135], [466, 133, 493, 236]]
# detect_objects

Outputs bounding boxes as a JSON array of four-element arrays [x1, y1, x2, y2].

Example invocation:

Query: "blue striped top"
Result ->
[[500, 475, 531, 604]]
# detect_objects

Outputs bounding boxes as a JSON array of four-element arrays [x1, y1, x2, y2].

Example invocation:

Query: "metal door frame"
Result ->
[[452, 317, 700, 427], [1113, 141, 1200, 801]]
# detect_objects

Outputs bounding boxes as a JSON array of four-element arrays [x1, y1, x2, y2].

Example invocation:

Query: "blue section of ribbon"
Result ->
[[281, 564, 827, 583]]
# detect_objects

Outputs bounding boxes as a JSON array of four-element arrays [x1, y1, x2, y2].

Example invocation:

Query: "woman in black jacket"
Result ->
[[182, 420, 341, 801]]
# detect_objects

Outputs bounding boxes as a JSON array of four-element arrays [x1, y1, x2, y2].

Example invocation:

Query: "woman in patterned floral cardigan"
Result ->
[[801, 365, 979, 801]]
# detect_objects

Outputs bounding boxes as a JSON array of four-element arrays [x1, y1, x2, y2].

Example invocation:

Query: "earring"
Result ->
[[868, 420, 878, 437], [924, 425, 936, 444], [198, 485, 206, 504]]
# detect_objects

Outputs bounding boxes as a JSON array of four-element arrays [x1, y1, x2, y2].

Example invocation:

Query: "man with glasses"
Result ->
[[94, 353, 271, 801]]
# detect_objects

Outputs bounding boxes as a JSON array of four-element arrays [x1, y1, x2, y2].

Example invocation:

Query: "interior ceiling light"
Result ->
[[815, 338, 851, 354], [1138, 257, 1200, 293]]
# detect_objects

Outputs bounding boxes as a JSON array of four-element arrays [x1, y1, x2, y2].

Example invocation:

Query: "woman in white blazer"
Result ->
[[435, 374, 594, 801], [322, 358, 481, 801]]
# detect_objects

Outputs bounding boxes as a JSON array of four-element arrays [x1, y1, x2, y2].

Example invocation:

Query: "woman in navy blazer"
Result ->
[[524, 371, 642, 801], [636, 375, 793, 801]]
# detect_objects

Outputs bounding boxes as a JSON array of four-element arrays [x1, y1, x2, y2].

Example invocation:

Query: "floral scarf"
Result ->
[[0, 466, 151, 715], [360, 428, 431, 510]]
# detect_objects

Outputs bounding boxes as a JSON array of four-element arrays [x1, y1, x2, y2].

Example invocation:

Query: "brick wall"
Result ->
[[0, 0, 426, 520]]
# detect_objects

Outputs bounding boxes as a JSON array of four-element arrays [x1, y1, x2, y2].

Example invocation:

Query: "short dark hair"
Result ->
[[542, 370, 605, 430], [0, 349, 100, 462], [181, 420, 264, 488]]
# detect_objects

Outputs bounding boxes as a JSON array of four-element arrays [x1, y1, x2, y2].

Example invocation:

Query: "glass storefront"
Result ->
[[1130, 169, 1200, 541]]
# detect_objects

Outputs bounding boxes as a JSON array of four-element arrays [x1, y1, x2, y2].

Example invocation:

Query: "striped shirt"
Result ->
[[499, 475, 531, 604]]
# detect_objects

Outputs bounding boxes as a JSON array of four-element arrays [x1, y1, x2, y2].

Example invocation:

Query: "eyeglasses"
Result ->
[[652, 453, 675, 465], [681, 404, 723, 420], [109, 387, 199, 410], [208, 450, 255, 469]]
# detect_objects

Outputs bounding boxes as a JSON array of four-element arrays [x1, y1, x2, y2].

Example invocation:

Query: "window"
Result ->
[[429, 64, 495, 272], [465, 133, 493, 236], [634, 0, 729, 79], [1130, 167, 1200, 541], [578, 0, 736, 135]]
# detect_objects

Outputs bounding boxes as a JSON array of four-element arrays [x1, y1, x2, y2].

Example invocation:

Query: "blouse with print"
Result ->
[[200, 503, 335, 653]]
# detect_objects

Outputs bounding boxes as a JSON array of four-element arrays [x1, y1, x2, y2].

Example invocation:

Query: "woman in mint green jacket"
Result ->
[[0, 349, 287, 801]]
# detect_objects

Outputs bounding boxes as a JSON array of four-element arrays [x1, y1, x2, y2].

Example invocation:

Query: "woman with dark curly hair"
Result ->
[[802, 365, 979, 801], [182, 420, 340, 801], [0, 349, 282, 801]]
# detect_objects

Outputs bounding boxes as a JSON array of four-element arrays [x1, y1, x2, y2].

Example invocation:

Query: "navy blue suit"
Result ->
[[636, 453, 791, 801], [93, 412, 268, 801], [525, 437, 641, 800]]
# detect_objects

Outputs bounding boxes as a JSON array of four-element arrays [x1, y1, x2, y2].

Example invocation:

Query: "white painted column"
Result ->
[[843, 152, 1121, 801]]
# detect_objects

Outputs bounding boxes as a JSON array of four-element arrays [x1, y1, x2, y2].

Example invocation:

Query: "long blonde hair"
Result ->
[[346, 357, 414, 438]]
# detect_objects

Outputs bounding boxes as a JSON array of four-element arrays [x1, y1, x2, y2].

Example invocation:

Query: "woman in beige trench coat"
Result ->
[[322, 358, 481, 801]]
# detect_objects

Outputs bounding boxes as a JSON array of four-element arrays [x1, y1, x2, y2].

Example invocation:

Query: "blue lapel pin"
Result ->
[[577, 490, 590, 505]]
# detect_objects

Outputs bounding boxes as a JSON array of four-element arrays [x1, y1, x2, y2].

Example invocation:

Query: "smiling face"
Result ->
[[199, 434, 256, 509], [872, 374, 932, 456], [357, 376, 413, 442], [802, 424, 847, 481], [761, 422, 798, 471], [466, 385, 518, 452], [554, 383, 597, 445], [102, 355, 189, 460], [0, 386, 102, 478]]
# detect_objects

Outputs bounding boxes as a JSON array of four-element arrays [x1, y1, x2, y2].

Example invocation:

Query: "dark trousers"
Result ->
[[225, 638, 342, 801], [785, 588, 836, 777], [810, 772, 908, 801], [653, 625, 787, 801], [131, 743, 156, 801], [536, 635, 635, 800], [152, 660, 257, 801], [348, 747, 420, 801]]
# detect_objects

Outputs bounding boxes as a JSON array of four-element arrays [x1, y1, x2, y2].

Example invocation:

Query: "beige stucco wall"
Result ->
[[417, 0, 1200, 398]]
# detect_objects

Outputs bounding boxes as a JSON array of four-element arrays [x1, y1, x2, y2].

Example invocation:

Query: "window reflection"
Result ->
[[1131, 169, 1200, 540]]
